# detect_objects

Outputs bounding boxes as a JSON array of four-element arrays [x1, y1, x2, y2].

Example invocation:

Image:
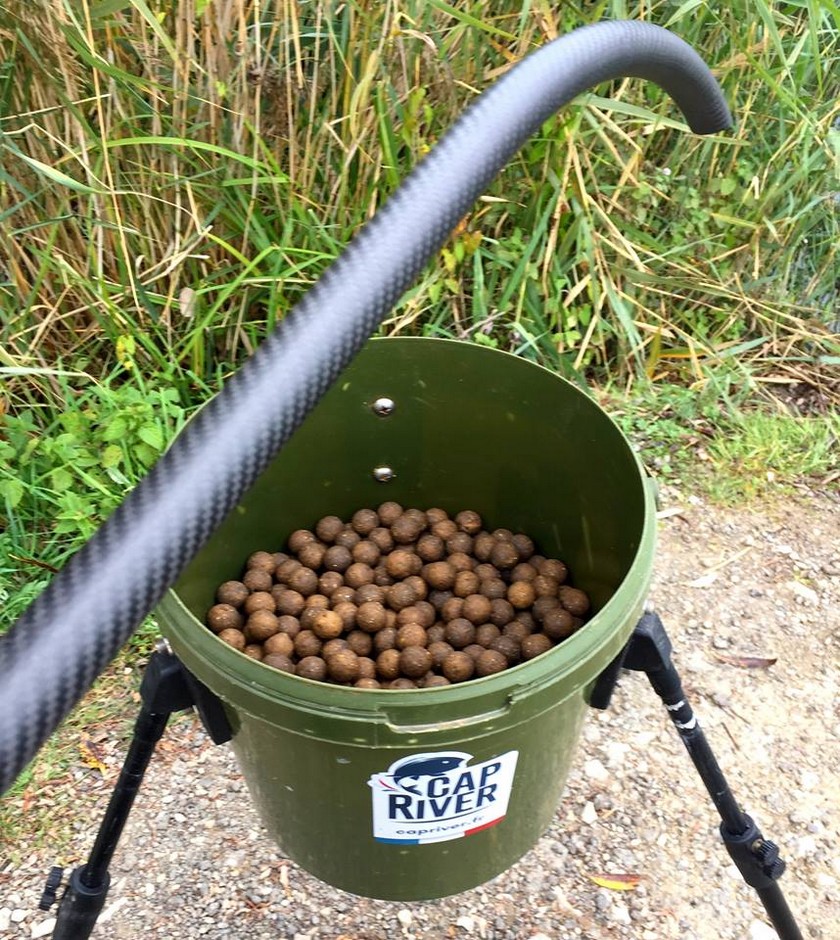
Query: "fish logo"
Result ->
[[369, 751, 472, 794], [391, 753, 470, 790]]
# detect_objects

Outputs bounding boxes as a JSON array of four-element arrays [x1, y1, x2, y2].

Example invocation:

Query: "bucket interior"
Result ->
[[172, 337, 650, 630]]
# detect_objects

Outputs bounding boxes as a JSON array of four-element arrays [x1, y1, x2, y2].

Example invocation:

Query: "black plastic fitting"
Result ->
[[51, 866, 111, 940], [722, 816, 788, 890]]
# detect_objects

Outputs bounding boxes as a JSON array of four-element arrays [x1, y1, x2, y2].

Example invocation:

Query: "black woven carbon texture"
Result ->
[[0, 21, 732, 794]]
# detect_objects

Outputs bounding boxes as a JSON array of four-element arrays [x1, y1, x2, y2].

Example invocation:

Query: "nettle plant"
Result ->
[[0, 380, 186, 543]]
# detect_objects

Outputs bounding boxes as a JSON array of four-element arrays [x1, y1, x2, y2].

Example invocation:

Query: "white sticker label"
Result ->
[[368, 749, 519, 845]]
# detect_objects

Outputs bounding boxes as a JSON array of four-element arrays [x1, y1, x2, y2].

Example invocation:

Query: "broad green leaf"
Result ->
[[10, 151, 101, 195], [664, 0, 706, 27], [581, 95, 689, 132], [91, 0, 134, 16], [103, 137, 286, 177], [425, 0, 516, 40], [62, 27, 157, 92], [50, 467, 74, 492], [123, 0, 177, 60], [102, 416, 128, 441], [135, 442, 158, 468], [104, 465, 132, 486], [0, 477, 24, 508], [101, 444, 123, 469], [138, 424, 164, 451]]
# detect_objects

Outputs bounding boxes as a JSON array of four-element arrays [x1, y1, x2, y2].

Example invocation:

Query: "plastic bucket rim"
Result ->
[[159, 337, 657, 714]]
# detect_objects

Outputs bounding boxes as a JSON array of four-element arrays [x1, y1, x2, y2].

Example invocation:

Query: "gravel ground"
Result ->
[[2, 486, 838, 940]]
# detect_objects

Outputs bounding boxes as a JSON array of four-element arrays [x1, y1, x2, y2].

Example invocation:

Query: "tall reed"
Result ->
[[0, 0, 837, 390]]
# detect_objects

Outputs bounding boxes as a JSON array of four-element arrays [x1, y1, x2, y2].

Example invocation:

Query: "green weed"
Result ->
[[0, 645, 166, 859], [705, 410, 839, 503], [0, 368, 189, 627], [0, 0, 837, 644], [607, 375, 838, 502]]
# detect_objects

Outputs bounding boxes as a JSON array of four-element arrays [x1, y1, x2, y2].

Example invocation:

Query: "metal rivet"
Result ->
[[372, 466, 395, 483], [372, 397, 395, 417], [155, 637, 174, 656]]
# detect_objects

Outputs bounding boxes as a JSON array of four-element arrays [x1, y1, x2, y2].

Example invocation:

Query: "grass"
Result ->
[[0, 642, 150, 859], [0, 0, 837, 388], [0, 617, 191, 861], [608, 377, 839, 502], [704, 409, 840, 502], [0, 363, 190, 626]]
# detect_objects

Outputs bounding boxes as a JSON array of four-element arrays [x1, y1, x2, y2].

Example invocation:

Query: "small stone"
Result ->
[[712, 691, 732, 709], [455, 914, 475, 931], [610, 902, 632, 925], [12, 909, 27, 923], [31, 920, 57, 939], [790, 808, 811, 827], [583, 758, 609, 782], [801, 770, 820, 790], [0, 910, 11, 932], [788, 581, 819, 605], [604, 742, 630, 767], [749, 921, 778, 940], [581, 801, 598, 824], [397, 909, 413, 928], [793, 836, 818, 858]]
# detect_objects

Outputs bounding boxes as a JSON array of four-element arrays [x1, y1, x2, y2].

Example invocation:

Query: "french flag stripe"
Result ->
[[465, 815, 505, 836]]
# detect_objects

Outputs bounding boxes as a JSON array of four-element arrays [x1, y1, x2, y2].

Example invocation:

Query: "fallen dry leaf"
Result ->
[[712, 652, 778, 669], [587, 873, 642, 891], [79, 739, 108, 774], [656, 507, 687, 520]]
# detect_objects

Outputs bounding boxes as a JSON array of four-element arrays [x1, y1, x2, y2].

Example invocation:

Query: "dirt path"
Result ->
[[2, 487, 838, 939]]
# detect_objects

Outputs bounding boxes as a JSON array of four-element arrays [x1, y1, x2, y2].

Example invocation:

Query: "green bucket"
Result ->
[[157, 337, 656, 900]]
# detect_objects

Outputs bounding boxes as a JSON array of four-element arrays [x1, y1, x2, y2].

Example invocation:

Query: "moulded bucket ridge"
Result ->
[[157, 337, 657, 900]]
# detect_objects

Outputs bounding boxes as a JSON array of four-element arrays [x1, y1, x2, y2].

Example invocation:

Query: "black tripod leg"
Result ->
[[42, 646, 231, 939], [51, 706, 169, 939], [592, 611, 804, 940]]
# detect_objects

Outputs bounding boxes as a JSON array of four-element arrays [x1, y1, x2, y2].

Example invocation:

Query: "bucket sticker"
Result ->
[[368, 750, 519, 845]]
